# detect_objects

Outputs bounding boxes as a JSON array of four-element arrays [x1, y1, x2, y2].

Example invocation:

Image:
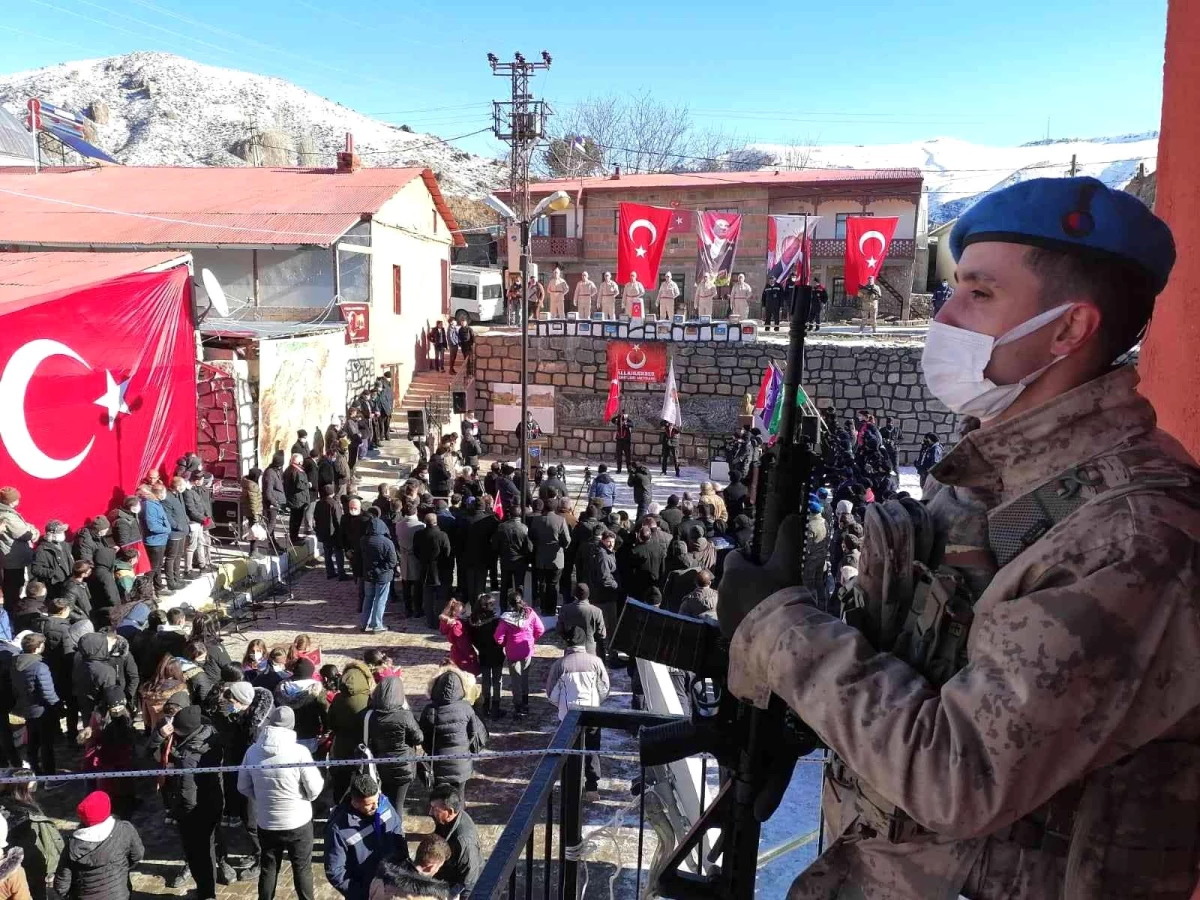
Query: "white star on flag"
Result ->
[[635, 246, 647, 258], [94, 370, 131, 430], [867, 257, 878, 268], [675, 216, 684, 226]]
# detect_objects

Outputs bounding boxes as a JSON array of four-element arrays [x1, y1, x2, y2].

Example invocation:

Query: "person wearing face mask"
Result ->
[[31, 521, 73, 599], [214, 680, 272, 884], [720, 177, 1200, 899], [0, 488, 38, 610]]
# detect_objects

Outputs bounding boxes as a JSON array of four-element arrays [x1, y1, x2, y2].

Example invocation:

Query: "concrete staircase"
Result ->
[[351, 369, 458, 487]]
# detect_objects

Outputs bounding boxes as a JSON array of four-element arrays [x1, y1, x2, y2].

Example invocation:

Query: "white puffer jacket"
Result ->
[[237, 725, 324, 831], [545, 647, 610, 722]]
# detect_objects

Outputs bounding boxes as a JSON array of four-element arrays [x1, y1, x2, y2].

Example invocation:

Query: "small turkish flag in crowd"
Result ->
[[844, 216, 900, 292], [0, 267, 196, 530], [617, 202, 672, 287]]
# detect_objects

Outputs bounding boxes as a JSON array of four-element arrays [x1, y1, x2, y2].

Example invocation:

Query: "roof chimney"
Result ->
[[610, 165, 621, 181], [337, 132, 361, 173]]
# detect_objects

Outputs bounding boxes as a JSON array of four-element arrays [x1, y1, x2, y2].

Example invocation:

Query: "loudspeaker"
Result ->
[[211, 496, 242, 544], [407, 409, 427, 438], [452, 390, 468, 414]]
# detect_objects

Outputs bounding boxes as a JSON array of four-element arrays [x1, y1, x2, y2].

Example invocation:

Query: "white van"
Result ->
[[449, 265, 505, 323]]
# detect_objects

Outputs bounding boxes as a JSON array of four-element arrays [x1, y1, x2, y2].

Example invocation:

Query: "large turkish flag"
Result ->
[[0, 267, 196, 532], [844, 216, 900, 293], [616, 202, 672, 289]]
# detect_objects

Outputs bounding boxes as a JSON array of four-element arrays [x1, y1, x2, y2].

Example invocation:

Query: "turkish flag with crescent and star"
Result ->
[[844, 216, 900, 293], [616, 202, 673, 288], [0, 267, 196, 531]]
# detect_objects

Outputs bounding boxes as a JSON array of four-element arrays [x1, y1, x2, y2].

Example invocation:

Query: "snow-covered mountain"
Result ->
[[0, 52, 505, 196], [745, 134, 1159, 225]]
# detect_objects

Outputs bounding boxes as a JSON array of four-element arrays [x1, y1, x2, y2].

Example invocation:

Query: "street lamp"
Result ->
[[488, 189, 572, 513]]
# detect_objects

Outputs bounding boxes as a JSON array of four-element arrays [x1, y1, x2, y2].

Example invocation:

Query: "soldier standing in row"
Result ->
[[547, 267, 569, 318], [573, 272, 597, 319], [722, 177, 1200, 898], [657, 273, 680, 321], [598, 272, 619, 320]]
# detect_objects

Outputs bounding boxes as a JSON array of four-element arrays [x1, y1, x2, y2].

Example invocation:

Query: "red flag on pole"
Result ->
[[617, 202, 673, 287], [603, 376, 621, 421], [844, 216, 900, 292]]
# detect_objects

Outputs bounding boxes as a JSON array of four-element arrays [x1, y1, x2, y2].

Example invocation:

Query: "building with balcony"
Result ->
[[496, 167, 926, 316]]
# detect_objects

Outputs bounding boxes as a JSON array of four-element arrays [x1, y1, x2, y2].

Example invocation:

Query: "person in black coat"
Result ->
[[30, 521, 72, 598], [429, 452, 454, 499], [460, 502, 499, 604], [313, 484, 347, 580], [414, 514, 451, 628], [165, 705, 226, 897], [627, 464, 653, 521], [316, 449, 339, 498], [626, 525, 667, 602], [283, 453, 312, 544], [495, 466, 521, 520], [72, 516, 110, 566], [491, 516, 531, 597], [290, 430, 312, 460], [261, 452, 287, 551], [419, 669, 486, 794], [527, 500, 570, 617], [87, 547, 121, 628], [60, 562, 94, 623], [54, 790, 144, 900], [360, 515, 398, 633], [182, 472, 214, 574], [466, 594, 506, 717], [723, 476, 750, 521], [365, 675, 424, 815], [160, 481, 191, 590], [429, 784, 483, 896], [11, 633, 60, 775]]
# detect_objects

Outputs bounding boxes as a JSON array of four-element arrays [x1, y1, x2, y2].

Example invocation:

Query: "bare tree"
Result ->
[[537, 92, 756, 177]]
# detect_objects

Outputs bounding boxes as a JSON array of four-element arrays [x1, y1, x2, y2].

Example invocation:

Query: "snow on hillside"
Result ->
[[746, 134, 1158, 224], [0, 52, 505, 196]]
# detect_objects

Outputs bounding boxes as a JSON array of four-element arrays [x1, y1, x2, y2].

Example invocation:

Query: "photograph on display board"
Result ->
[[492, 383, 555, 434], [714, 323, 729, 340], [550, 321, 565, 335], [684, 325, 700, 340], [604, 323, 619, 337], [578, 321, 593, 335], [657, 322, 673, 339]]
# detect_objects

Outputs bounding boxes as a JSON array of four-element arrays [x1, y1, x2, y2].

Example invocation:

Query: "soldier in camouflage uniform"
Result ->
[[721, 177, 1200, 898]]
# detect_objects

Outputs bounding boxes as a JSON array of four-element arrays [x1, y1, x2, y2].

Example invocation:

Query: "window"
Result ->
[[835, 211, 873, 240], [671, 272, 685, 295], [451, 283, 477, 301], [669, 236, 680, 248], [392, 265, 402, 314], [832, 276, 846, 305], [612, 210, 620, 234], [549, 214, 567, 238], [440, 259, 450, 315], [532, 217, 551, 237], [482, 284, 503, 301]]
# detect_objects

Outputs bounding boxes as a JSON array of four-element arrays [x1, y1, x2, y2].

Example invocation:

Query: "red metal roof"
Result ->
[[505, 167, 923, 197], [0, 250, 188, 307], [0, 166, 464, 247]]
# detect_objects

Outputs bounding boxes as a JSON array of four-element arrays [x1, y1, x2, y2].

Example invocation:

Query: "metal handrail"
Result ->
[[470, 708, 681, 900]]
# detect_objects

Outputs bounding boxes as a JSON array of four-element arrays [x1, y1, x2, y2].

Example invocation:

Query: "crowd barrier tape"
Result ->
[[0, 746, 821, 786]]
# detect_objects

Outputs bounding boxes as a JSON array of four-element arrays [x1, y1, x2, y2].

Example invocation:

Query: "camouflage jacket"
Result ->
[[729, 366, 1200, 899]]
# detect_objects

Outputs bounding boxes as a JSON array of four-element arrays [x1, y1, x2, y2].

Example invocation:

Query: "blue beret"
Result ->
[[950, 176, 1175, 294]]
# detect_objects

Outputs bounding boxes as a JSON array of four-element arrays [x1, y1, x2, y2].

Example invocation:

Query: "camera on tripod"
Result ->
[[582, 466, 593, 488]]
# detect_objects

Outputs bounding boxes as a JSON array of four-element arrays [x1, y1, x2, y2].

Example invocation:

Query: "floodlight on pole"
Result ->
[[483, 194, 516, 220], [531, 190, 571, 219]]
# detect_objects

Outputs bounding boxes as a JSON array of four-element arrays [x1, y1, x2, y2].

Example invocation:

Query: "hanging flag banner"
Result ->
[[607, 341, 668, 383], [667, 208, 695, 233], [341, 302, 370, 344], [617, 202, 673, 288], [844, 216, 900, 293], [0, 267, 197, 531], [660, 358, 682, 428], [767, 215, 821, 283], [603, 376, 621, 421], [696, 211, 743, 285]]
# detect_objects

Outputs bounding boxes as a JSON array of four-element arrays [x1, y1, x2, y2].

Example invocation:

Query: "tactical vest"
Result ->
[[836, 452, 1200, 896]]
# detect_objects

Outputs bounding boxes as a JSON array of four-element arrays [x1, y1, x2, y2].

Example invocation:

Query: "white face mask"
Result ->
[[921, 303, 1072, 421]]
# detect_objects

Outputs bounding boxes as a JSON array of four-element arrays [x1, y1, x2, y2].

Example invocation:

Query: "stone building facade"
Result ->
[[471, 333, 953, 467]]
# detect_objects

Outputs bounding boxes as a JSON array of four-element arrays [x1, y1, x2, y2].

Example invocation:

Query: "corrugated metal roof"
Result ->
[[507, 167, 923, 196], [199, 319, 345, 340], [0, 250, 189, 307], [0, 165, 464, 247]]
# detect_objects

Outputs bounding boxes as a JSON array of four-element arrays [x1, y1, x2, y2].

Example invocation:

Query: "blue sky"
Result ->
[[2, 0, 1169, 158]]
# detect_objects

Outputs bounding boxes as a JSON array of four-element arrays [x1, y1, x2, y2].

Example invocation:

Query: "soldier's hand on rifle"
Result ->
[[716, 513, 809, 640]]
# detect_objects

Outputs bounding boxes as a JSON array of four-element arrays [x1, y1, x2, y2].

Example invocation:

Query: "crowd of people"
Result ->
[[0, 383, 940, 900]]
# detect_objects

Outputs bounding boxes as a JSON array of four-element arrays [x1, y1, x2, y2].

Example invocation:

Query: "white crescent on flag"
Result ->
[[0, 339, 96, 480], [628, 219, 658, 245], [625, 345, 647, 369], [858, 230, 888, 254]]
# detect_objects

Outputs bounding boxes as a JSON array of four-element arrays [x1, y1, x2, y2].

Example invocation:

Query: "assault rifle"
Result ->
[[610, 287, 821, 900]]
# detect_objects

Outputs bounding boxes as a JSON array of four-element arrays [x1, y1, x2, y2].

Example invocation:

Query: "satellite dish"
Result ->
[[200, 268, 230, 318]]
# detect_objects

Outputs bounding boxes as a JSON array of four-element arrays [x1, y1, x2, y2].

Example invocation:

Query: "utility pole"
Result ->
[[488, 51, 552, 515], [1069, 154, 1078, 177]]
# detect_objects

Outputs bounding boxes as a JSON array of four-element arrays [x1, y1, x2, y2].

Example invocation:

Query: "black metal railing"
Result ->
[[470, 708, 678, 900]]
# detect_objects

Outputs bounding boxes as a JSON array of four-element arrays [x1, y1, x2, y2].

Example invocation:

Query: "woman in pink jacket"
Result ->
[[494, 589, 545, 718]]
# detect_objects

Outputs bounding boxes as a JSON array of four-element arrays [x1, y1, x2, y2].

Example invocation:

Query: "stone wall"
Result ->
[[472, 334, 952, 465], [346, 355, 376, 406]]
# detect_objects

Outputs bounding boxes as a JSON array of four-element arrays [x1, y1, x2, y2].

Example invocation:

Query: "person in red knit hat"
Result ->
[[53, 791, 143, 900]]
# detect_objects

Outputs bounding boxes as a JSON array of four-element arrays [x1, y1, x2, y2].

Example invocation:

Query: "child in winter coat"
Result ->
[[493, 589, 545, 718], [439, 600, 480, 675], [418, 668, 487, 796], [83, 685, 137, 818], [241, 639, 268, 679], [287, 633, 323, 670], [363, 649, 402, 683], [0, 770, 63, 900], [467, 593, 507, 718]]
